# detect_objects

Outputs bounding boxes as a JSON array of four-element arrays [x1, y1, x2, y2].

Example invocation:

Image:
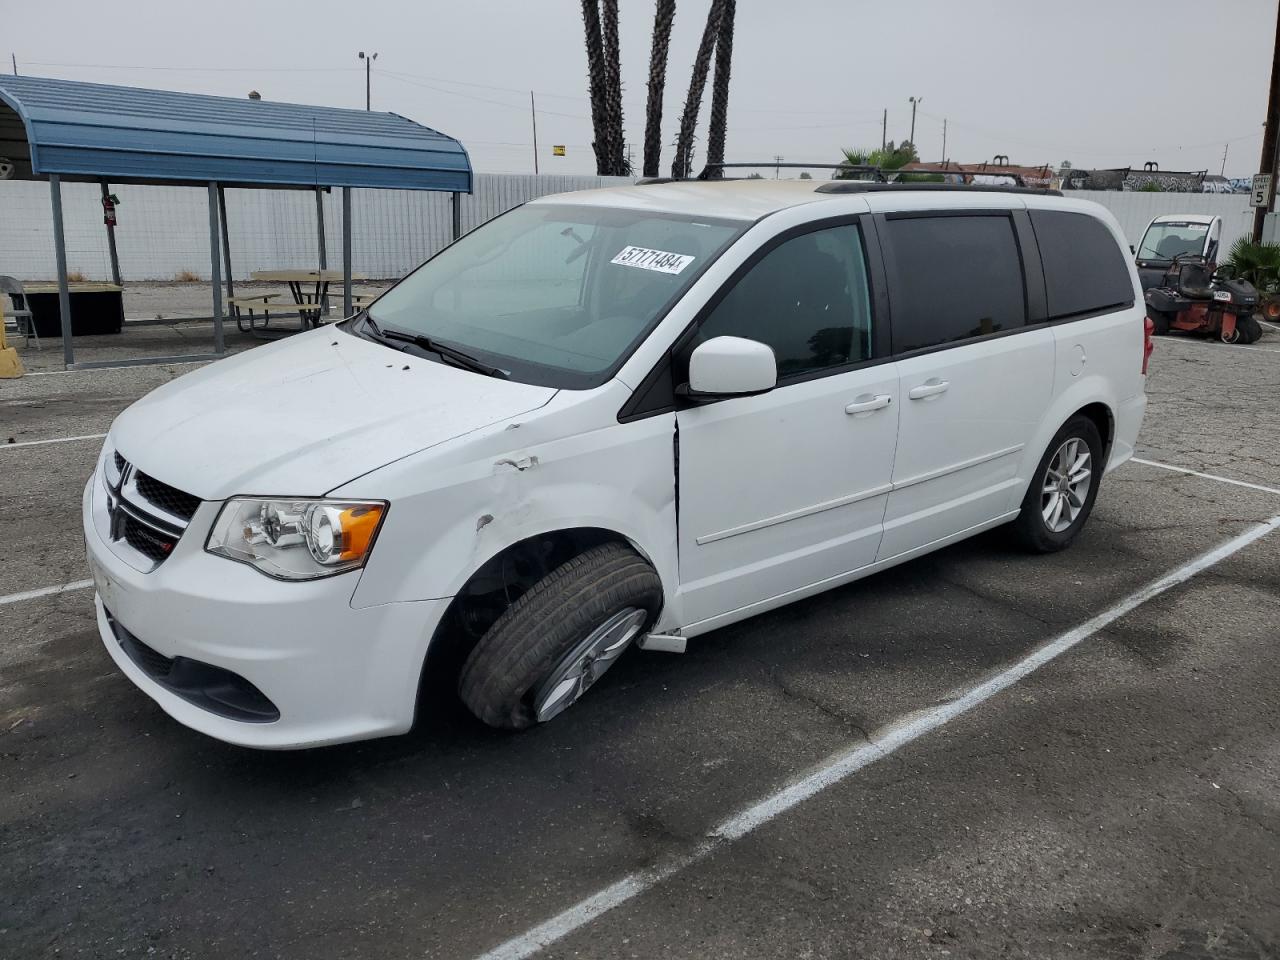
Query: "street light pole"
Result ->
[[358, 51, 378, 111], [1253, 4, 1280, 242], [908, 96, 922, 148]]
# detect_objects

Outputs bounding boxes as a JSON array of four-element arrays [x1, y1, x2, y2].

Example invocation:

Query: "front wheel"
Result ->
[[1011, 416, 1104, 553], [1148, 309, 1172, 336], [458, 543, 663, 729]]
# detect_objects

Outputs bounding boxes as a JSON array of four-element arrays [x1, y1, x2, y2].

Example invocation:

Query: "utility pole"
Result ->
[[1254, 3, 1280, 242], [908, 96, 922, 148], [774, 155, 783, 178], [10, 53, 16, 76], [881, 108, 887, 151], [358, 51, 378, 111], [942, 118, 948, 164], [530, 91, 540, 175], [1221, 142, 1229, 177]]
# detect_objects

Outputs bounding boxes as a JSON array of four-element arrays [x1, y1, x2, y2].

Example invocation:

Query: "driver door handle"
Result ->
[[908, 379, 950, 400], [845, 394, 893, 415]]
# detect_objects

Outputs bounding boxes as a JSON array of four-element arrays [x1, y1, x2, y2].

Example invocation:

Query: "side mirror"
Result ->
[[686, 336, 777, 399]]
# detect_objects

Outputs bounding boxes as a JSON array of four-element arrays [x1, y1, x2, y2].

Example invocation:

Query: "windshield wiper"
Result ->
[[375, 324, 509, 379]]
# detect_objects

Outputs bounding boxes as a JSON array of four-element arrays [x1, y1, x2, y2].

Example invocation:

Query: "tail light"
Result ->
[[1142, 316, 1154, 375]]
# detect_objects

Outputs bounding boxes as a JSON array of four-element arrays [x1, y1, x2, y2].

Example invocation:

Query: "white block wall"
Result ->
[[0, 174, 633, 282], [1071, 190, 1256, 253]]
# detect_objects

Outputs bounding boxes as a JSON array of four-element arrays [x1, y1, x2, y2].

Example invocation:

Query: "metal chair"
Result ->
[[0, 276, 38, 348]]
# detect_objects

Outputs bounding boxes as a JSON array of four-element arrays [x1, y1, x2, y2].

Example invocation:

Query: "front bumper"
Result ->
[[84, 473, 449, 749]]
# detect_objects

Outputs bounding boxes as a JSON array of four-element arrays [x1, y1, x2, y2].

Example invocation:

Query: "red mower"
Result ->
[[1143, 255, 1263, 345]]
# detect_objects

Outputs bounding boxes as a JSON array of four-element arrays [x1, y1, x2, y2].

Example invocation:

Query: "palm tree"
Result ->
[[643, 0, 677, 178], [704, 0, 735, 178], [601, 0, 626, 174], [581, 0, 611, 175], [1223, 236, 1280, 291], [671, 0, 725, 179]]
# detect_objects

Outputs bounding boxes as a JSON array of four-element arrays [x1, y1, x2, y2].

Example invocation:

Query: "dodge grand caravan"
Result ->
[[84, 180, 1149, 748]]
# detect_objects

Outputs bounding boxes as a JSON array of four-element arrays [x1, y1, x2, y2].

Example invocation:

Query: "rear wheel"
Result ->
[[1011, 416, 1104, 553], [1237, 315, 1263, 344], [458, 542, 662, 729]]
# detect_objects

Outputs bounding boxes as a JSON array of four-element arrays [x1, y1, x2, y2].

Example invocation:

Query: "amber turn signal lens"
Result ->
[[338, 505, 384, 561]]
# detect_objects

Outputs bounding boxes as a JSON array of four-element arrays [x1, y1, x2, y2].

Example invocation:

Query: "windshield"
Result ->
[[365, 204, 745, 388], [1137, 221, 1209, 261]]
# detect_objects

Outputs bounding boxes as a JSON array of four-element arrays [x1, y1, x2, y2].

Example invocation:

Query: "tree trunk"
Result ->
[[601, 0, 626, 174], [581, 0, 611, 175], [643, 0, 677, 179], [672, 0, 724, 179], [704, 0, 735, 178]]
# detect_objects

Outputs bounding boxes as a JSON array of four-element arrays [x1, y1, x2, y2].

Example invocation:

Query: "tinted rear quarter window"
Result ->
[[883, 214, 1026, 354], [1030, 210, 1135, 320]]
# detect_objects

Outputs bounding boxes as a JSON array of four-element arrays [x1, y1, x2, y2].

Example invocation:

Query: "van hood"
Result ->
[[110, 327, 557, 500]]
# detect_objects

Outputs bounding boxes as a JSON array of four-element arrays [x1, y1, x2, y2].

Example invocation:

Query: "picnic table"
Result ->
[[250, 270, 368, 327]]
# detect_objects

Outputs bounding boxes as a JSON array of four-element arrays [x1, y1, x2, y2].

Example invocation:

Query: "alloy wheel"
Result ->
[[533, 607, 647, 722], [1041, 437, 1092, 534]]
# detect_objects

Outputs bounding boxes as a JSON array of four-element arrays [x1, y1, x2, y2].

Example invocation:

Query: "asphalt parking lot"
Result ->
[[3, 328, 1280, 960]]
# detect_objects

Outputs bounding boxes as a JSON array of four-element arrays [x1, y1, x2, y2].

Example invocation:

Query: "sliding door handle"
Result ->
[[845, 394, 893, 415], [908, 379, 950, 400]]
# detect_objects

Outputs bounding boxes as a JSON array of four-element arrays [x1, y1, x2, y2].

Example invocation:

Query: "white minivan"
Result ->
[[84, 180, 1149, 748]]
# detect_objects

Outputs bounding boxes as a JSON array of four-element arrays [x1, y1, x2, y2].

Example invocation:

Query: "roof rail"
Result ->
[[815, 182, 1063, 197], [696, 162, 886, 180]]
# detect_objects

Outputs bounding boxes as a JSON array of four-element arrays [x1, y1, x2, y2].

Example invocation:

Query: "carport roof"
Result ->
[[0, 74, 471, 192]]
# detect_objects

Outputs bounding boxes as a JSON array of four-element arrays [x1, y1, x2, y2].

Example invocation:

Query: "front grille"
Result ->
[[103, 448, 200, 571], [135, 471, 201, 522], [121, 512, 179, 563]]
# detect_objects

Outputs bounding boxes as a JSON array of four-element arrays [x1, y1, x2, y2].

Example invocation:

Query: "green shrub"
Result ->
[[1222, 237, 1280, 291]]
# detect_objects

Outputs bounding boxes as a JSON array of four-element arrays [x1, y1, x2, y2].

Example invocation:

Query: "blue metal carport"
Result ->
[[0, 74, 473, 368]]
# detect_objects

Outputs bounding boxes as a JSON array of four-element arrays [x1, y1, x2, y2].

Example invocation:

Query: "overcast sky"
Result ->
[[7, 0, 1277, 179]]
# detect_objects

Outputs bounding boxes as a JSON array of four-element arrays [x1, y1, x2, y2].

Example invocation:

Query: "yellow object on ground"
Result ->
[[0, 301, 25, 378]]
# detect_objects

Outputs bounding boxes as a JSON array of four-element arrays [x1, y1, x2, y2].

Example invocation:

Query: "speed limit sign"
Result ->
[[1251, 173, 1272, 208]]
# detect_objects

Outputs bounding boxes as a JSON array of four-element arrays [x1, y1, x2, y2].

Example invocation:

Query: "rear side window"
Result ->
[[883, 215, 1026, 354], [1030, 210, 1135, 320]]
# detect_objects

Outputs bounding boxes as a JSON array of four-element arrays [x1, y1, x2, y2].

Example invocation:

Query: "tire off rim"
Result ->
[[533, 606, 647, 723]]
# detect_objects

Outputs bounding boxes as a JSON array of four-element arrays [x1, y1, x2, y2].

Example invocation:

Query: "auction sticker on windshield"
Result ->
[[611, 246, 695, 274]]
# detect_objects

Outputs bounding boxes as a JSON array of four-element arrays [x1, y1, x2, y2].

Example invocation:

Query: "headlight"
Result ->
[[206, 498, 387, 581]]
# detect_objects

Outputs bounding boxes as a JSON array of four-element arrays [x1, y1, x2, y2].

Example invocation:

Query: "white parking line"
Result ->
[[0, 580, 94, 607], [1158, 336, 1280, 356], [1258, 319, 1280, 333], [472, 515, 1280, 960], [1, 433, 107, 450], [1132, 457, 1280, 497], [25, 358, 213, 376]]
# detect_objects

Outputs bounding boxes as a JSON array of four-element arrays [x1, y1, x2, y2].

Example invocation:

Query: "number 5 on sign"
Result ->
[[1251, 174, 1272, 208]]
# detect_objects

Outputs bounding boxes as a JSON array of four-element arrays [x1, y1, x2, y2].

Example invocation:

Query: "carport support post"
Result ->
[[316, 187, 329, 315], [217, 186, 234, 302], [451, 191, 461, 241], [207, 182, 225, 354], [100, 181, 122, 287], [342, 187, 352, 318], [49, 174, 74, 368]]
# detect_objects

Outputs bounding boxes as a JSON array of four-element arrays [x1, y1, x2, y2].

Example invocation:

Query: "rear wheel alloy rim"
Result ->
[[1041, 438, 1092, 534], [533, 607, 647, 723]]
